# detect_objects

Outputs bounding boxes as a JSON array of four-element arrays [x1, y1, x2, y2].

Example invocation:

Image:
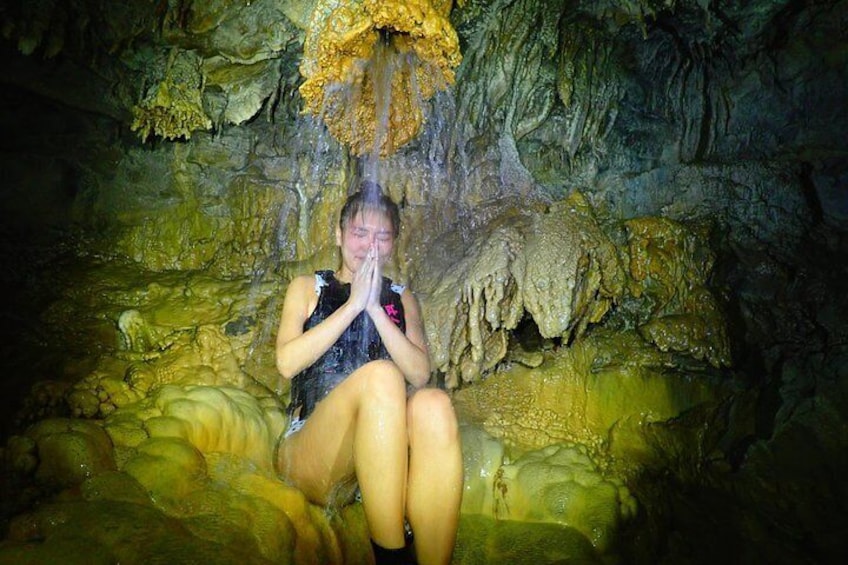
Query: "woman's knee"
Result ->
[[352, 360, 407, 402], [408, 389, 459, 446]]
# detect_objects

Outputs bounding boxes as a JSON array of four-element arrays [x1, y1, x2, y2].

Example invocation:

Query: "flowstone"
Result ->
[[624, 216, 731, 367], [458, 425, 636, 559], [495, 443, 636, 554], [1, 382, 370, 564], [454, 328, 729, 460], [417, 193, 624, 387]]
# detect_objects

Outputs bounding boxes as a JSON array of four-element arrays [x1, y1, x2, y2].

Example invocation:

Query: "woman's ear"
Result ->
[[335, 225, 342, 246]]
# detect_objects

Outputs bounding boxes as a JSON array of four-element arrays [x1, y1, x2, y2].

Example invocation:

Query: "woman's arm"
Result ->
[[367, 288, 431, 388], [275, 275, 362, 380]]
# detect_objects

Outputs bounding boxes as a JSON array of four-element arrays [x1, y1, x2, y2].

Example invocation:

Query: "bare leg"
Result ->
[[354, 362, 408, 549], [406, 389, 463, 565], [277, 360, 409, 549]]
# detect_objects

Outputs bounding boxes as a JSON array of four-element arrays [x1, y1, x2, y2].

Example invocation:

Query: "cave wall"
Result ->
[[2, 1, 844, 264], [1, 0, 847, 562]]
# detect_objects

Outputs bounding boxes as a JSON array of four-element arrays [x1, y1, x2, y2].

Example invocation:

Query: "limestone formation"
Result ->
[[2, 0, 846, 562], [129, 384, 285, 470], [624, 216, 731, 367], [495, 442, 637, 554], [66, 318, 279, 420], [2, 438, 370, 564], [418, 193, 624, 387], [1, 380, 359, 563], [131, 50, 212, 141], [459, 425, 637, 558], [556, 16, 622, 157], [299, 0, 462, 155], [453, 328, 727, 457], [15, 418, 117, 491]]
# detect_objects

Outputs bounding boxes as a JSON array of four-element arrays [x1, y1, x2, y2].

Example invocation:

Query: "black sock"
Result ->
[[371, 540, 416, 565]]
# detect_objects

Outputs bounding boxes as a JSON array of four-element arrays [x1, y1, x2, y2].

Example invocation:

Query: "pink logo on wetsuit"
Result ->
[[384, 304, 401, 324]]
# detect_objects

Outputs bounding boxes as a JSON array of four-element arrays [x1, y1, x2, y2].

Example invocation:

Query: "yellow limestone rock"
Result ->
[[96, 384, 285, 471], [495, 443, 637, 554], [149, 384, 284, 471], [418, 195, 624, 387], [624, 216, 731, 367], [299, 0, 462, 156], [131, 49, 212, 141], [122, 436, 208, 508], [453, 328, 723, 455], [23, 418, 117, 490], [67, 324, 264, 420]]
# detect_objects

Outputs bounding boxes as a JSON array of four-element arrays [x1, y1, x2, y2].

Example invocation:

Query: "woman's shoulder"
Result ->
[[289, 271, 337, 296], [287, 274, 318, 295], [284, 274, 324, 318], [289, 273, 316, 285]]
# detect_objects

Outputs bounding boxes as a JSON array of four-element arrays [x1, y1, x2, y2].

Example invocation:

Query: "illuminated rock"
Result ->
[[23, 418, 116, 490], [202, 58, 280, 125], [458, 424, 505, 516], [75, 383, 285, 472], [143, 384, 285, 471], [454, 514, 604, 564], [123, 436, 208, 507], [419, 196, 732, 386], [80, 469, 154, 506], [0, 439, 369, 563], [1, 388, 363, 563], [66, 324, 265, 420], [453, 328, 727, 456], [117, 309, 162, 353], [495, 443, 637, 554], [131, 50, 212, 141], [624, 216, 731, 367], [418, 193, 624, 387], [299, 0, 462, 156], [458, 426, 635, 558]]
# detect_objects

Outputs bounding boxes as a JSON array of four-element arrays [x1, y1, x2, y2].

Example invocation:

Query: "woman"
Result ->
[[275, 181, 463, 565]]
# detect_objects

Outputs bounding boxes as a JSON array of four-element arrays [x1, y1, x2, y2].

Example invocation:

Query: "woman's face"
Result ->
[[336, 210, 395, 279]]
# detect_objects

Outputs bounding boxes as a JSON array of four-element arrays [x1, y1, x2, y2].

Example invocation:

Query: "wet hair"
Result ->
[[339, 180, 401, 238]]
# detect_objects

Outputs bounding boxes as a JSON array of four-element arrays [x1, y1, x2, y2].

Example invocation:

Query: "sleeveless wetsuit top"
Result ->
[[288, 270, 406, 421]]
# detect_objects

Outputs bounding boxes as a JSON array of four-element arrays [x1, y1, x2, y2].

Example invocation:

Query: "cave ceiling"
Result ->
[[1, 0, 830, 147]]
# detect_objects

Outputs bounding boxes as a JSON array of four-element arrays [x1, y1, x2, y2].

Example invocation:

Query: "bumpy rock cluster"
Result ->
[[460, 424, 638, 558], [3, 406, 369, 563], [624, 216, 731, 367], [131, 50, 212, 141]]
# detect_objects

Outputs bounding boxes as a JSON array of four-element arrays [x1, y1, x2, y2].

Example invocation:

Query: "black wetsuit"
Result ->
[[288, 270, 406, 422]]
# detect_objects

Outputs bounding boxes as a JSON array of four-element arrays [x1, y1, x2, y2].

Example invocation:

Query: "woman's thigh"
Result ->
[[277, 360, 405, 504]]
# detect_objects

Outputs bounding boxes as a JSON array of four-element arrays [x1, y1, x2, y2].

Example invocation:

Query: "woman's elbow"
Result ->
[[276, 355, 297, 381], [410, 364, 432, 388]]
